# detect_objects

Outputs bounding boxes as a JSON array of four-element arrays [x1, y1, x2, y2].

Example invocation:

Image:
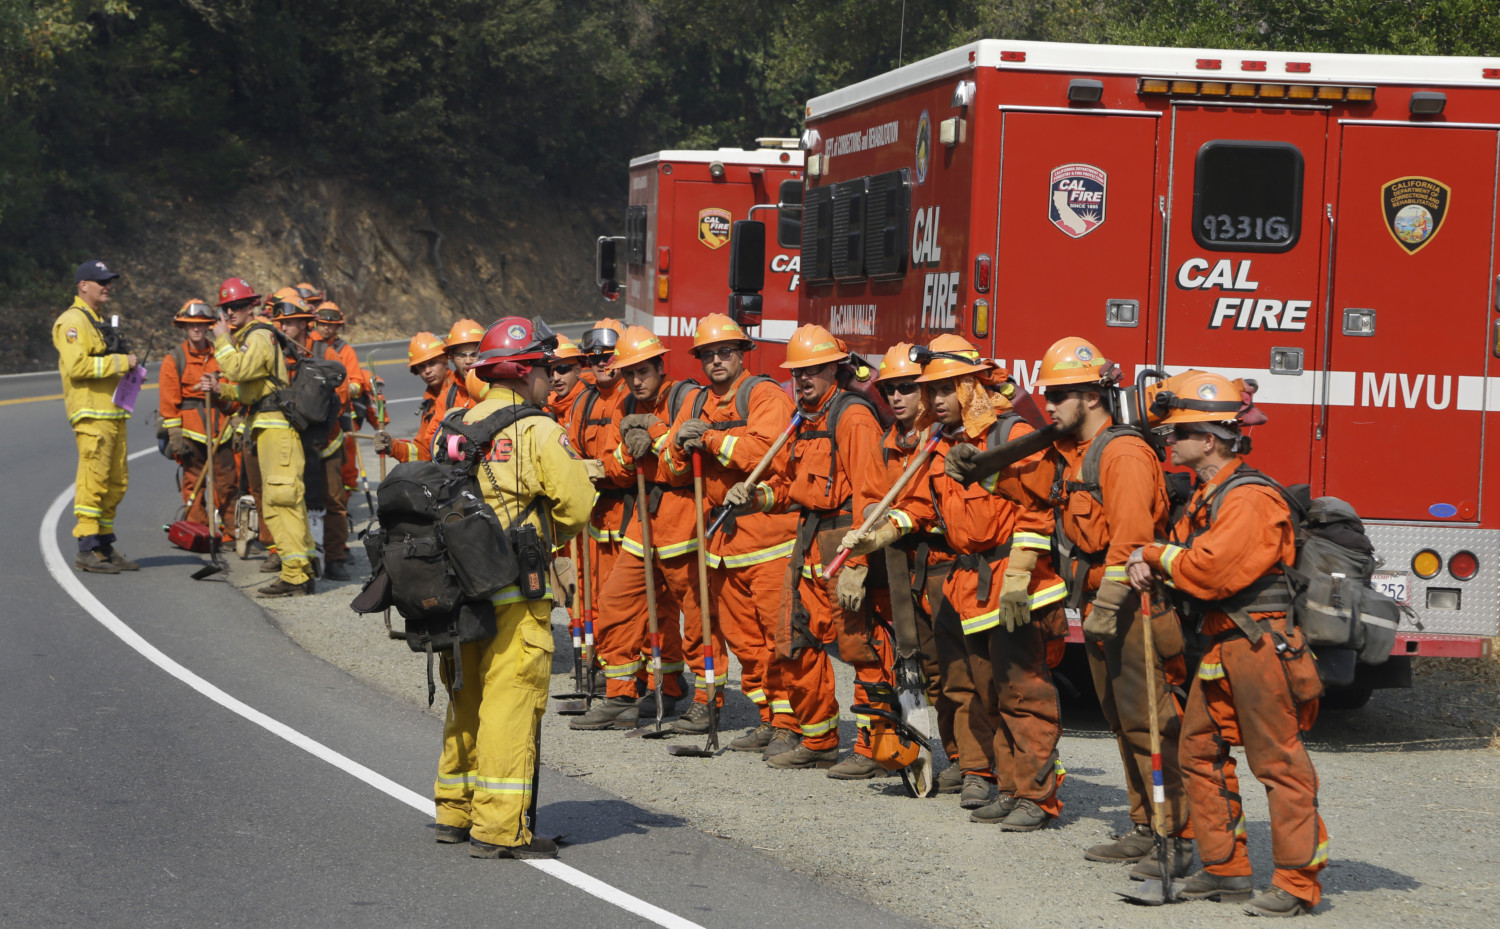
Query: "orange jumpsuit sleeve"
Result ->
[[1098, 440, 1169, 587], [886, 451, 941, 535], [158, 350, 185, 428], [976, 421, 1055, 552], [711, 380, 789, 472], [1145, 484, 1292, 601]]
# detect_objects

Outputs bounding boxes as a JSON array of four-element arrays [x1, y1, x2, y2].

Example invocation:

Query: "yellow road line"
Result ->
[[0, 383, 158, 407]]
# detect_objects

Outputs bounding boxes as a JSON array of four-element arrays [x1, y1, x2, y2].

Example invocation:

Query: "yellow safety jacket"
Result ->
[[53, 297, 132, 425], [462, 389, 595, 606], [212, 322, 293, 433]]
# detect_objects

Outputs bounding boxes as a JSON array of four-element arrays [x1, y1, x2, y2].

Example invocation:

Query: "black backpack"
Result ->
[[252, 323, 346, 432], [352, 403, 550, 703]]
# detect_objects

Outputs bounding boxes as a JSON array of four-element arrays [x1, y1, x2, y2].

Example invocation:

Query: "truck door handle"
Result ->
[[1270, 347, 1304, 375], [1105, 299, 1139, 328], [1342, 308, 1376, 336]]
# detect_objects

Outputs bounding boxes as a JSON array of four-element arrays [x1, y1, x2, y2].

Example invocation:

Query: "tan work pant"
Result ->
[[72, 417, 129, 539], [255, 426, 314, 585]]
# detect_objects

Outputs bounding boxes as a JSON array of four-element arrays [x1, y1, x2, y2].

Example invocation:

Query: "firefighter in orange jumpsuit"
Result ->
[[873, 344, 996, 807], [726, 325, 893, 773], [159, 298, 237, 535], [1035, 336, 1190, 875], [846, 335, 1068, 829], [312, 302, 373, 522], [662, 314, 799, 750], [1128, 371, 1328, 918], [445, 318, 486, 381], [547, 335, 587, 427], [572, 326, 694, 730], [380, 333, 456, 463]]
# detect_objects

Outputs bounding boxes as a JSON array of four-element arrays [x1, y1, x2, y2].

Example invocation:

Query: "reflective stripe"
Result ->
[[1028, 580, 1068, 611], [604, 660, 642, 679], [854, 711, 874, 728], [1012, 531, 1051, 551], [69, 408, 129, 424], [1055, 758, 1067, 778], [962, 610, 1000, 635], [1159, 544, 1185, 581], [651, 433, 670, 455], [491, 581, 551, 605], [715, 435, 738, 467], [801, 715, 838, 738], [744, 688, 767, 705], [589, 524, 623, 543], [612, 444, 630, 468], [706, 538, 795, 570], [800, 562, 826, 579], [758, 482, 775, 513], [161, 417, 183, 428], [979, 470, 1001, 495], [771, 699, 794, 715], [1198, 660, 1226, 681], [435, 770, 477, 788], [659, 660, 685, 673], [1232, 816, 1247, 838], [621, 536, 699, 560], [1309, 838, 1330, 867], [1103, 565, 1131, 585], [74, 505, 103, 517], [474, 776, 533, 794], [888, 508, 915, 532]]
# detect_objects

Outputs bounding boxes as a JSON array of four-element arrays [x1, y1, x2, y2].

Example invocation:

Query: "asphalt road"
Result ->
[[0, 340, 928, 929]]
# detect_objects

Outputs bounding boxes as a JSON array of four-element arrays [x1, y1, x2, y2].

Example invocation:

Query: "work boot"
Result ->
[[1178, 869, 1254, 903], [765, 743, 840, 769], [729, 723, 775, 752], [959, 774, 997, 810], [469, 836, 559, 860], [762, 728, 800, 759], [260, 552, 282, 573], [1243, 886, 1309, 918], [102, 547, 140, 571], [1128, 837, 1195, 881], [670, 700, 716, 735], [826, 752, 884, 780], [936, 763, 964, 794], [999, 798, 1052, 832], [434, 824, 470, 844], [638, 684, 683, 719], [256, 577, 315, 598], [968, 793, 1019, 824], [1085, 823, 1157, 863], [569, 696, 639, 731], [75, 551, 122, 575], [323, 559, 352, 581]]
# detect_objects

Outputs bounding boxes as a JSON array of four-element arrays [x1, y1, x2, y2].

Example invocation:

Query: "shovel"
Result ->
[[627, 466, 674, 740], [1118, 582, 1181, 906], [668, 450, 721, 758], [191, 406, 227, 580], [552, 537, 594, 713]]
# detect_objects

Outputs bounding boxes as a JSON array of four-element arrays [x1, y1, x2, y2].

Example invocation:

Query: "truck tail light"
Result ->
[[1288, 85, 1316, 99], [974, 254, 992, 293], [1199, 82, 1228, 96], [1286, 62, 1312, 73], [1412, 549, 1441, 579], [656, 274, 669, 301], [657, 246, 671, 272], [1229, 83, 1257, 97], [971, 299, 990, 339], [1449, 551, 1478, 581]]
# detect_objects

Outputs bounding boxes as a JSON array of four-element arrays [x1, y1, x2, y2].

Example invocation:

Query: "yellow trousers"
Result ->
[[72, 418, 129, 539], [255, 426, 314, 585], [434, 599, 554, 846]]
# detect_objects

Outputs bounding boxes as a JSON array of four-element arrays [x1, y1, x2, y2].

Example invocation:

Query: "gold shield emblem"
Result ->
[[698, 208, 732, 249], [1382, 176, 1450, 255]]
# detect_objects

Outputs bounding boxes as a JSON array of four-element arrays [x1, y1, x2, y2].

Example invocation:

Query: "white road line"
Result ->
[[40, 448, 706, 929]]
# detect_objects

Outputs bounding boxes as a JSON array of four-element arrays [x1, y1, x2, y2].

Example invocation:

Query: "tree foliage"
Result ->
[[1, 0, 1495, 296]]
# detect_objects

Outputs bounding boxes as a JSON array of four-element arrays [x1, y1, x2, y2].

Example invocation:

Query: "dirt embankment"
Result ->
[[1, 175, 612, 372]]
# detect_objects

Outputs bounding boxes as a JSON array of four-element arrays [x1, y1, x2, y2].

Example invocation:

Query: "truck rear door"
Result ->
[[993, 110, 1161, 383], [1322, 124, 1498, 520], [1159, 106, 1329, 483]]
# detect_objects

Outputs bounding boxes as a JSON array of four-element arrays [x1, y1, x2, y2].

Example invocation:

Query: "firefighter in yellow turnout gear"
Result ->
[[210, 277, 318, 596], [54, 260, 141, 573], [433, 317, 594, 859]]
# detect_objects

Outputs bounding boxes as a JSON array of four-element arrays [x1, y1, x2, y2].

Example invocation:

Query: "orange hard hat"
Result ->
[[446, 318, 485, 349], [780, 324, 848, 369], [581, 317, 626, 356], [913, 334, 991, 383], [314, 302, 344, 325], [692, 312, 753, 353], [1033, 336, 1117, 388], [407, 331, 447, 369], [173, 298, 215, 325], [874, 343, 922, 382], [295, 281, 325, 303], [269, 289, 315, 320], [550, 334, 583, 361], [608, 325, 669, 369], [465, 368, 490, 402], [1146, 370, 1267, 428]]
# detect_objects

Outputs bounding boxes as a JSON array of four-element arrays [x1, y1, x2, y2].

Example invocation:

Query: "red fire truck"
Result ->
[[737, 39, 1500, 696], [597, 142, 805, 380]]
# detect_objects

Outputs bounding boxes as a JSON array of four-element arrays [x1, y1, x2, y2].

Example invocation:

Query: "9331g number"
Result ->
[[1202, 214, 1291, 243]]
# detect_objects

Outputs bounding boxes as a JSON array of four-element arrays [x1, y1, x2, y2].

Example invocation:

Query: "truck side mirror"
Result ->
[[596, 235, 624, 301], [776, 179, 803, 248], [727, 220, 765, 327]]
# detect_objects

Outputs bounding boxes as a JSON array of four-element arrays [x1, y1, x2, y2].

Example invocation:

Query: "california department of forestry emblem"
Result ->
[[507, 324, 527, 340], [914, 111, 931, 184], [1048, 163, 1107, 238], [1382, 176, 1450, 254], [698, 208, 732, 250]]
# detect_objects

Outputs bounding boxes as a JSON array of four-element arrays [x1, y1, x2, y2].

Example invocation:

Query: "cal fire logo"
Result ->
[[912, 205, 958, 329], [1177, 258, 1312, 331], [1382, 176, 1449, 254], [698, 208, 732, 250], [914, 111, 931, 185], [1048, 163, 1106, 238]]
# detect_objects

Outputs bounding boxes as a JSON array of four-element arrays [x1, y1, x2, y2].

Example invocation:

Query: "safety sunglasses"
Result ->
[[878, 381, 921, 398], [579, 353, 612, 368], [549, 363, 578, 375], [693, 347, 741, 362], [791, 363, 831, 379], [1172, 425, 1208, 441]]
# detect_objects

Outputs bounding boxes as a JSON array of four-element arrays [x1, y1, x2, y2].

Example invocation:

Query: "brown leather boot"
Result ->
[[1085, 823, 1156, 863]]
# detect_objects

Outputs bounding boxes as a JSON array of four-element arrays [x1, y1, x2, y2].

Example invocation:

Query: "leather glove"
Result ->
[[724, 480, 757, 514], [997, 547, 1038, 633], [840, 521, 901, 556], [1083, 578, 1133, 641], [619, 413, 662, 434], [835, 563, 868, 613], [373, 431, 394, 455], [675, 418, 711, 451], [945, 442, 982, 484], [551, 556, 577, 610], [623, 426, 654, 460], [166, 427, 193, 459]]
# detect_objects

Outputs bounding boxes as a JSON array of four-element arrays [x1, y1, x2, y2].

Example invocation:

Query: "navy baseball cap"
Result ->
[[75, 259, 121, 283]]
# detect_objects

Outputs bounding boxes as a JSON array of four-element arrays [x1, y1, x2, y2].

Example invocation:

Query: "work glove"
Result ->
[[840, 521, 901, 556], [166, 427, 193, 459], [945, 443, 982, 484], [619, 413, 663, 434], [622, 426, 654, 460], [835, 563, 868, 613], [675, 418, 711, 451], [1083, 578, 1134, 641], [552, 556, 577, 610], [724, 480, 759, 514], [373, 431, 394, 455], [997, 548, 1038, 633]]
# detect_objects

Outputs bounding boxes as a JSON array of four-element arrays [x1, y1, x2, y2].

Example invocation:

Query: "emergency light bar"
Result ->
[[1138, 77, 1375, 102]]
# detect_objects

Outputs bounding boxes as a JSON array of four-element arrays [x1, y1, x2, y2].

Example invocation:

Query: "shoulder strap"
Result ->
[[170, 344, 187, 381], [986, 413, 1025, 450], [667, 379, 701, 421], [1065, 423, 1140, 505], [445, 381, 460, 408]]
